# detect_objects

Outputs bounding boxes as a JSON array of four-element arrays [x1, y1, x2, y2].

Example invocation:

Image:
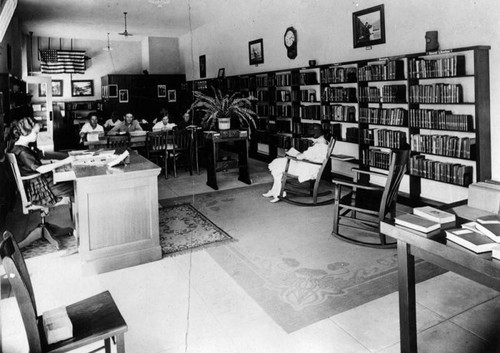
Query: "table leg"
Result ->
[[115, 333, 126, 353], [206, 140, 218, 190], [237, 139, 251, 185], [398, 240, 417, 353]]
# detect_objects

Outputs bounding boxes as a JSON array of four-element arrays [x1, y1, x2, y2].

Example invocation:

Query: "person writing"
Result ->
[[109, 113, 143, 134], [79, 114, 104, 143], [152, 115, 177, 131], [8, 117, 74, 205], [262, 125, 329, 203]]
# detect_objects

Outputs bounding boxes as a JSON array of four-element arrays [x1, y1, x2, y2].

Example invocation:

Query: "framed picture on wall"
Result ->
[[52, 80, 63, 96], [39, 83, 47, 97], [119, 89, 129, 103], [71, 80, 94, 97], [249, 38, 264, 65], [168, 90, 176, 102], [199, 55, 206, 78], [218, 68, 225, 78], [108, 84, 118, 98], [158, 85, 167, 98], [352, 4, 385, 48]]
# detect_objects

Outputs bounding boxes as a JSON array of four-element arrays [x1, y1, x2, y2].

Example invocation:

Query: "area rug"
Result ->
[[169, 183, 446, 333], [22, 203, 233, 259]]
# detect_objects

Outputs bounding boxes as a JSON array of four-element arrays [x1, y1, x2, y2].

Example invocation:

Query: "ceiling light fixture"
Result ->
[[103, 33, 113, 51], [148, 0, 171, 8], [118, 12, 133, 37]]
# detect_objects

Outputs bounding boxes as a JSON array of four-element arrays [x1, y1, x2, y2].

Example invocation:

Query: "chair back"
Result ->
[[317, 137, 337, 178], [107, 134, 130, 149], [379, 149, 410, 217], [0, 231, 42, 352], [173, 128, 191, 151], [146, 131, 167, 158], [6, 153, 35, 214]]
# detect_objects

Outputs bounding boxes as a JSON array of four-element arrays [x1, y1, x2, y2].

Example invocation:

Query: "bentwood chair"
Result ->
[[165, 128, 192, 178], [107, 134, 130, 149], [146, 130, 168, 177], [6, 153, 73, 250], [278, 137, 337, 206], [331, 148, 410, 248], [0, 231, 128, 353]]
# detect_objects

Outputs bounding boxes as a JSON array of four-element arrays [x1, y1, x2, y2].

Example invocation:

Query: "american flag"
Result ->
[[39, 50, 86, 74]]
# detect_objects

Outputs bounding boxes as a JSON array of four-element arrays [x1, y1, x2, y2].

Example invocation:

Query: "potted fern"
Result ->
[[187, 88, 257, 136]]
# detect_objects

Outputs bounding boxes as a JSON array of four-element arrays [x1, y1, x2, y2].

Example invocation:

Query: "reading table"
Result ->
[[380, 219, 500, 353]]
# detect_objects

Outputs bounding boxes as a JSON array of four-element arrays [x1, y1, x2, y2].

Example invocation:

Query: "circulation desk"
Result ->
[[72, 152, 162, 275]]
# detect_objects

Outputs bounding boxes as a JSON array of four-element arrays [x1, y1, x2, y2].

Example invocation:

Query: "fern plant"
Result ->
[[187, 88, 257, 132]]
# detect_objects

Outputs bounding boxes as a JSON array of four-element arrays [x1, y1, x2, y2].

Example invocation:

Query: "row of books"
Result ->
[[300, 72, 319, 85], [322, 123, 342, 140], [409, 155, 473, 186], [361, 128, 407, 149], [300, 89, 318, 102], [257, 90, 269, 102], [275, 90, 298, 102], [409, 109, 474, 131], [362, 148, 391, 169], [358, 107, 407, 126], [345, 127, 360, 143], [301, 105, 321, 120], [320, 66, 357, 84], [275, 72, 301, 87], [358, 60, 405, 81], [256, 104, 269, 117], [410, 134, 475, 159], [276, 104, 300, 118], [322, 87, 357, 103], [409, 83, 463, 104], [322, 105, 356, 122], [256, 75, 269, 88], [408, 55, 465, 79], [276, 120, 292, 134], [275, 135, 293, 149], [359, 85, 407, 103]]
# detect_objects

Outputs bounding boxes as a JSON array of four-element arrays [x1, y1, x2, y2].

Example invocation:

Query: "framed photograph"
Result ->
[[39, 83, 47, 97], [218, 68, 225, 78], [158, 84, 167, 98], [352, 4, 385, 48], [119, 89, 129, 103], [249, 38, 264, 65], [108, 84, 118, 98], [71, 80, 94, 97], [199, 55, 206, 78], [167, 90, 176, 102], [51, 80, 63, 96]]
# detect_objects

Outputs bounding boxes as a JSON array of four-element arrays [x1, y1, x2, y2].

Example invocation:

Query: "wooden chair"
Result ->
[[0, 231, 128, 353], [107, 134, 130, 149], [278, 137, 337, 206], [331, 148, 410, 248], [6, 153, 73, 250], [146, 130, 168, 177], [166, 128, 192, 178]]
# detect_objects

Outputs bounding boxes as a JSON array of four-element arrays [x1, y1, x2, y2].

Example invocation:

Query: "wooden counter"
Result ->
[[73, 152, 162, 275]]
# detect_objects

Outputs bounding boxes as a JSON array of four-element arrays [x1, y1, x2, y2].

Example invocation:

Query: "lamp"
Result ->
[[148, 0, 171, 7], [103, 33, 113, 51]]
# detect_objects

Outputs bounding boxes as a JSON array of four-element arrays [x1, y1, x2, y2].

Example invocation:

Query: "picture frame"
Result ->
[[167, 90, 176, 103], [38, 83, 47, 97], [51, 80, 63, 97], [199, 55, 206, 78], [248, 38, 264, 65], [218, 68, 225, 78], [352, 4, 385, 49], [71, 80, 94, 97], [158, 84, 167, 98], [119, 89, 129, 103], [108, 84, 118, 98]]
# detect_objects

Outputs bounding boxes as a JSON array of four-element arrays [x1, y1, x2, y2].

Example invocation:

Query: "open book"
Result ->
[[285, 147, 300, 157]]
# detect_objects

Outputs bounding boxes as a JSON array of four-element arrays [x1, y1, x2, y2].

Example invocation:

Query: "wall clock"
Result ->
[[284, 26, 297, 59]]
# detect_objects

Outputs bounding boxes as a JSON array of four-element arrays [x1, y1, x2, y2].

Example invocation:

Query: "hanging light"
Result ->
[[103, 33, 113, 51], [148, 0, 171, 8]]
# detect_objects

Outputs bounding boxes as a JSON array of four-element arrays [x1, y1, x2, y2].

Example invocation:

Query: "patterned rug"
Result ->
[[22, 203, 233, 259]]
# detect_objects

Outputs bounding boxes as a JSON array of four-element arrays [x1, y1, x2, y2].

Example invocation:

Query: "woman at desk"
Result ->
[[152, 115, 177, 131], [8, 117, 74, 205], [109, 113, 143, 134], [79, 114, 104, 143]]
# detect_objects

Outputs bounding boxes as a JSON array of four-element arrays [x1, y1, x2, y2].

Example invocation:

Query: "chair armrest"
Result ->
[[352, 167, 389, 178], [21, 173, 41, 181], [331, 178, 384, 192], [285, 156, 323, 166]]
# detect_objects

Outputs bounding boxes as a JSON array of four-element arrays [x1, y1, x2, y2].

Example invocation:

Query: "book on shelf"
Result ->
[[42, 306, 73, 344], [413, 206, 456, 224], [445, 228, 498, 253], [394, 213, 441, 233], [475, 215, 500, 242]]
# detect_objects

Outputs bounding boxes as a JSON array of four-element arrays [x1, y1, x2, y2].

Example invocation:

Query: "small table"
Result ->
[[380, 219, 500, 353], [204, 132, 251, 190]]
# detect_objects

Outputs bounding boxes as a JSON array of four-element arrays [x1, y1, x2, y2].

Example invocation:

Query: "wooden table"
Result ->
[[84, 134, 147, 149], [380, 220, 500, 353], [72, 152, 162, 275], [204, 132, 251, 190]]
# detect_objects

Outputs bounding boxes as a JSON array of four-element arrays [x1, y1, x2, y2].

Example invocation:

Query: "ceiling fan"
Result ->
[[118, 12, 133, 37]]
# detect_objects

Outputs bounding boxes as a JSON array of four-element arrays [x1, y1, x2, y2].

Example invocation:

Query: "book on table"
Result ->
[[285, 147, 300, 157], [413, 206, 456, 224], [445, 228, 498, 253], [395, 224, 442, 238], [475, 214, 500, 242], [42, 306, 73, 344], [394, 213, 441, 233]]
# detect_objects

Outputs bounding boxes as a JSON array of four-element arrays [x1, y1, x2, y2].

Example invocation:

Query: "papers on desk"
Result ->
[[86, 132, 103, 142], [53, 163, 76, 183], [107, 150, 130, 167]]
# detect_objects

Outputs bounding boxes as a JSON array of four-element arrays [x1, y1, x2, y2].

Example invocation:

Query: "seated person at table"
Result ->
[[109, 113, 143, 134], [8, 117, 74, 205], [152, 107, 169, 124], [262, 124, 329, 203], [79, 114, 104, 143], [103, 111, 122, 131], [152, 115, 177, 131]]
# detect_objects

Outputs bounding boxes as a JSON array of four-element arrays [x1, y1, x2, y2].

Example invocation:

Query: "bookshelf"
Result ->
[[186, 45, 490, 203]]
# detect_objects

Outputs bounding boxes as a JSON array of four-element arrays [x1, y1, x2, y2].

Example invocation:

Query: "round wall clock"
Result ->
[[284, 26, 297, 59]]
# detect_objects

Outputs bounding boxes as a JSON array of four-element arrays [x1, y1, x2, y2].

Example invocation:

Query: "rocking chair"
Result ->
[[331, 148, 409, 248]]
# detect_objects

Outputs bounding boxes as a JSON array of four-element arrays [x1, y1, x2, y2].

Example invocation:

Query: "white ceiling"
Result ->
[[15, 0, 241, 41]]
